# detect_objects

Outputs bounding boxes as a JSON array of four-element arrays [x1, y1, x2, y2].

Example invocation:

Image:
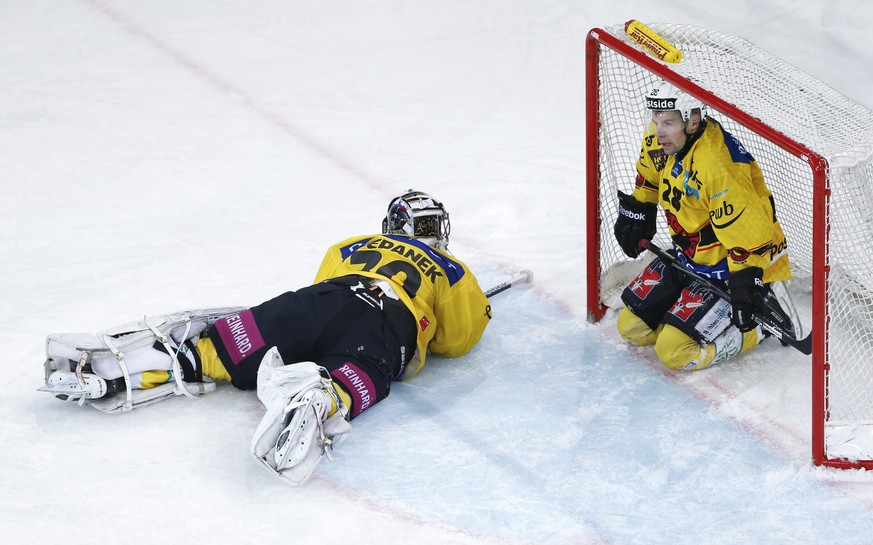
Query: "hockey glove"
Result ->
[[728, 267, 765, 333], [614, 191, 657, 258]]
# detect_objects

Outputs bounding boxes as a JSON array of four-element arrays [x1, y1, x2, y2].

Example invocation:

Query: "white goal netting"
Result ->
[[589, 22, 873, 466]]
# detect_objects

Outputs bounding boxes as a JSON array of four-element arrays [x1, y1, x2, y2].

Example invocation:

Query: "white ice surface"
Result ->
[[3, 1, 873, 544]]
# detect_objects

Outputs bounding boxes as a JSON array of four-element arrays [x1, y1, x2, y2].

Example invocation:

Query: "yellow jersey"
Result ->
[[633, 117, 790, 282], [313, 234, 491, 379]]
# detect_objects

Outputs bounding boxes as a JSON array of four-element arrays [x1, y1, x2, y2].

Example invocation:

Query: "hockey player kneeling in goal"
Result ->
[[40, 190, 492, 486], [613, 81, 800, 370]]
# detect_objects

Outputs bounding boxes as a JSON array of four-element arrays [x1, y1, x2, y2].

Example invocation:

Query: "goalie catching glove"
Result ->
[[250, 347, 352, 486], [614, 191, 657, 258]]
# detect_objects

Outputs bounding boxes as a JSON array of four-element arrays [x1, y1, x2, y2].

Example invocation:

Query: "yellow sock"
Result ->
[[196, 337, 231, 382], [140, 370, 172, 389], [134, 338, 230, 389], [330, 382, 352, 417]]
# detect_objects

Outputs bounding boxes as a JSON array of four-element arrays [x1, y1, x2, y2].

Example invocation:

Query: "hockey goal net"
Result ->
[[586, 22, 873, 469]]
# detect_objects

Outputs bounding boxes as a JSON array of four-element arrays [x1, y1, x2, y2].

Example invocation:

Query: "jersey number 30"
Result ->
[[349, 250, 422, 297]]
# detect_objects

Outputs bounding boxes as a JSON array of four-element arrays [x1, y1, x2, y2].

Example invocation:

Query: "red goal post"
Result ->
[[585, 22, 873, 469]]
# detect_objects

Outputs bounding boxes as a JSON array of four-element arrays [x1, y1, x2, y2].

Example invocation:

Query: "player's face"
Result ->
[[651, 110, 688, 155]]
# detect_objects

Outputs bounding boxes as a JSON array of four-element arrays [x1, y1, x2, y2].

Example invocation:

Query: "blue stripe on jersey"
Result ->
[[384, 235, 466, 285], [339, 237, 372, 260], [339, 235, 466, 286], [675, 250, 730, 281], [721, 127, 754, 165]]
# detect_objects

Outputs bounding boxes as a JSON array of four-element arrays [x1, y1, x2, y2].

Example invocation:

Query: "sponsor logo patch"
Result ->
[[331, 362, 377, 418], [647, 97, 677, 110], [214, 310, 265, 366], [671, 288, 706, 322], [629, 264, 664, 300], [729, 246, 751, 263]]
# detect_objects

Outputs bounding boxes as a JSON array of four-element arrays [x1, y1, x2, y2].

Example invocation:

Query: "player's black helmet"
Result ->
[[382, 190, 450, 250]]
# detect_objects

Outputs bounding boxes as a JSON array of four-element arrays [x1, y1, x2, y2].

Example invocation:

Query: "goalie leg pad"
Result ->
[[41, 307, 245, 412], [251, 348, 351, 486]]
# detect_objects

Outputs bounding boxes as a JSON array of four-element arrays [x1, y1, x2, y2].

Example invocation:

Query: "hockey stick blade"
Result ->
[[642, 240, 812, 355], [485, 270, 533, 298]]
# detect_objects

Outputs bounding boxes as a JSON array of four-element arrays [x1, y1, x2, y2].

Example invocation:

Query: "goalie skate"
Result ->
[[40, 368, 116, 401], [41, 306, 246, 413], [274, 388, 332, 470], [251, 349, 351, 486]]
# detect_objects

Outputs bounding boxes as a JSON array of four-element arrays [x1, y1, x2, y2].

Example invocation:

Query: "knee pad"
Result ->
[[654, 324, 764, 371], [617, 307, 660, 346], [654, 325, 709, 371]]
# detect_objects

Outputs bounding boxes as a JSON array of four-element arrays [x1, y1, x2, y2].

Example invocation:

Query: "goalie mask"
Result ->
[[645, 80, 706, 123], [382, 190, 451, 250]]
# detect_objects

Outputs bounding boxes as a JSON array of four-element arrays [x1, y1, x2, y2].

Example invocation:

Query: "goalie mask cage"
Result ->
[[586, 22, 873, 469]]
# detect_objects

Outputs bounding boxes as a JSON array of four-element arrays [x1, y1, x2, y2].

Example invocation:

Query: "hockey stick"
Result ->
[[485, 270, 534, 298], [642, 240, 812, 355]]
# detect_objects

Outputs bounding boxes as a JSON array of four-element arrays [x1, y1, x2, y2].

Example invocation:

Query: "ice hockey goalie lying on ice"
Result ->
[[613, 80, 798, 371], [40, 189, 491, 485]]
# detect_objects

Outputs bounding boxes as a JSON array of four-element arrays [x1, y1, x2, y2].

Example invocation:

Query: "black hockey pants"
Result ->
[[208, 275, 417, 418]]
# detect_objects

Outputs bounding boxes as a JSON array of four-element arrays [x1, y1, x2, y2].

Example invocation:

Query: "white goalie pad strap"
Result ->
[[145, 314, 195, 399], [86, 380, 217, 414], [43, 307, 244, 412], [250, 348, 351, 486], [46, 307, 247, 379], [100, 334, 134, 411]]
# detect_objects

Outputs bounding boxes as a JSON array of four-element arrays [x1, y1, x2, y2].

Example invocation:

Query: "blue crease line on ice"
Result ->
[[319, 279, 873, 544]]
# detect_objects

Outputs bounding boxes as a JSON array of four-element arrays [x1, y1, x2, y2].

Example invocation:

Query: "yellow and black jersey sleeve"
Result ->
[[314, 234, 491, 379], [689, 122, 787, 277], [627, 118, 790, 282]]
